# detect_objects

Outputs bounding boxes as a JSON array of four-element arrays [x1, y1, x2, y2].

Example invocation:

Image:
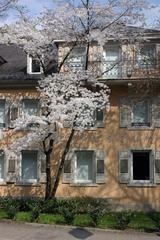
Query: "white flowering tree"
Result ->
[[0, 0, 147, 199]]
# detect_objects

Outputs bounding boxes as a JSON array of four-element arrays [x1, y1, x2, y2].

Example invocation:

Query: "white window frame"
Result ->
[[27, 54, 43, 74], [0, 150, 5, 182], [20, 150, 39, 183], [130, 150, 152, 184], [74, 150, 94, 184], [102, 45, 121, 78]]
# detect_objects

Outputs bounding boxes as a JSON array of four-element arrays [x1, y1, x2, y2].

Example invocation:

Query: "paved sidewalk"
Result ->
[[0, 222, 159, 240]]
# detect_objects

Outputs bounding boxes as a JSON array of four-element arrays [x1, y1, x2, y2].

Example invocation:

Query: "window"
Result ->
[[119, 150, 153, 184], [22, 99, 39, 116], [27, 55, 42, 74], [67, 46, 86, 71], [103, 46, 121, 79], [120, 97, 151, 128], [21, 150, 38, 182], [0, 100, 5, 128], [132, 151, 151, 183], [137, 45, 156, 69], [75, 151, 94, 183], [63, 150, 105, 184], [131, 100, 149, 127], [0, 151, 4, 182]]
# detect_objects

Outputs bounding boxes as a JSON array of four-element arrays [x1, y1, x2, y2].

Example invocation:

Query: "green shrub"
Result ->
[[114, 211, 134, 230], [38, 214, 65, 224], [73, 214, 94, 227], [147, 212, 160, 229], [59, 207, 75, 224], [6, 205, 17, 219], [15, 212, 32, 222]]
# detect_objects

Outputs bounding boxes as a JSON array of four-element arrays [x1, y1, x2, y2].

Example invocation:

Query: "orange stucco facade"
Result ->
[[0, 39, 160, 211]]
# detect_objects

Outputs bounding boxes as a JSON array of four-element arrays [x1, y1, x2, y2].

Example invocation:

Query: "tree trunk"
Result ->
[[51, 128, 75, 197], [45, 151, 52, 199], [43, 138, 54, 200]]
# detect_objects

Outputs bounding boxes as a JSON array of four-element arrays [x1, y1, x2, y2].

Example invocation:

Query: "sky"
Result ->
[[2, 0, 160, 27]]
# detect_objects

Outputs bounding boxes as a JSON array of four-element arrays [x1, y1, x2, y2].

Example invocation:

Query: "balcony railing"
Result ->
[[63, 60, 160, 80]]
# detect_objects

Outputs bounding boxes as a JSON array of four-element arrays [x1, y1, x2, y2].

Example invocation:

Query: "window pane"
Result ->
[[133, 152, 150, 181], [23, 100, 39, 116], [137, 45, 155, 68], [132, 100, 149, 125], [76, 151, 93, 182], [22, 151, 37, 180], [32, 59, 41, 72], [67, 46, 86, 71], [0, 152, 4, 179], [103, 47, 120, 78], [0, 101, 5, 128], [96, 109, 103, 122]]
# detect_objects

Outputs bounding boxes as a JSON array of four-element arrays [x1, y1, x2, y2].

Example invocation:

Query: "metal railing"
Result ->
[[64, 60, 160, 80]]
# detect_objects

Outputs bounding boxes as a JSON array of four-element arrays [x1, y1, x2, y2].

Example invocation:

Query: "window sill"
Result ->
[[70, 183, 98, 187], [128, 183, 156, 187], [15, 182, 41, 187], [127, 126, 154, 131], [0, 182, 7, 186]]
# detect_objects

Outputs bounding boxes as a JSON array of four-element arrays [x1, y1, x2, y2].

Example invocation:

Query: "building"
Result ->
[[0, 28, 160, 210]]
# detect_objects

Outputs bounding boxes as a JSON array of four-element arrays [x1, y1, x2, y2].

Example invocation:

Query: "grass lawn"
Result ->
[[97, 213, 117, 229], [15, 212, 32, 222], [128, 212, 157, 232], [38, 214, 65, 224], [0, 208, 159, 232], [73, 214, 94, 227], [0, 209, 8, 219]]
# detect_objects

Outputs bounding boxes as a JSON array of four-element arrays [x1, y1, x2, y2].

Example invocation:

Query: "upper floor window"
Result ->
[[27, 55, 42, 74], [136, 44, 156, 69], [120, 97, 151, 128], [22, 99, 39, 117], [103, 45, 121, 79], [67, 46, 86, 71], [131, 100, 149, 127]]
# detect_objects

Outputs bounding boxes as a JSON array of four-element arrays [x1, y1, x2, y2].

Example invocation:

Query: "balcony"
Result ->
[[63, 59, 160, 81]]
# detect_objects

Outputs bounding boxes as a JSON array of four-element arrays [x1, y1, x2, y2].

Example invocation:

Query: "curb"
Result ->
[[0, 219, 158, 236]]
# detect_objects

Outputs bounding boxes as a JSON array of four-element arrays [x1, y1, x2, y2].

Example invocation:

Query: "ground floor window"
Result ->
[[132, 151, 150, 182], [21, 150, 38, 182], [0, 151, 4, 181], [75, 150, 94, 183]]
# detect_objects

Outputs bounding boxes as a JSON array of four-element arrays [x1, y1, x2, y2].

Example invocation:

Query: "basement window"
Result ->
[[132, 151, 151, 183]]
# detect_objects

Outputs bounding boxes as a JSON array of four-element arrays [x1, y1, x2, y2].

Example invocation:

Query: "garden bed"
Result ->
[[0, 197, 159, 232]]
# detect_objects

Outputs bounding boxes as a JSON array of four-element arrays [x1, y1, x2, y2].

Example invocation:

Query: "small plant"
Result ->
[[115, 211, 134, 230], [31, 205, 40, 222], [147, 212, 160, 230], [89, 207, 105, 226], [60, 207, 75, 224]]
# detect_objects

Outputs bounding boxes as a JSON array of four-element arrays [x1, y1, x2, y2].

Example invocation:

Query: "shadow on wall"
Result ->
[[52, 85, 160, 211]]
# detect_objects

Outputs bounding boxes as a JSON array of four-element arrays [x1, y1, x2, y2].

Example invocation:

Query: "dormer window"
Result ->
[[27, 54, 42, 74]]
